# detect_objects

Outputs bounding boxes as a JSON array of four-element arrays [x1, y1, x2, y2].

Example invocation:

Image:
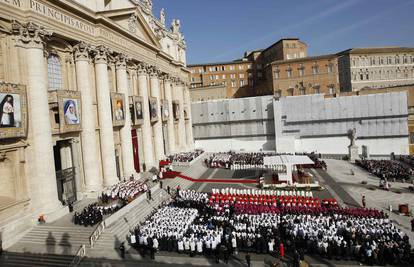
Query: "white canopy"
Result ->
[[263, 155, 313, 166]]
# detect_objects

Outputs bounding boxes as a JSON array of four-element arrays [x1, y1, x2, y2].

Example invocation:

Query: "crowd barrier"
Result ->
[[89, 221, 106, 248], [69, 244, 86, 267]]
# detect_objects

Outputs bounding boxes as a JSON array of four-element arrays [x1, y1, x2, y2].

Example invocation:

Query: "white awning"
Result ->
[[263, 155, 314, 166]]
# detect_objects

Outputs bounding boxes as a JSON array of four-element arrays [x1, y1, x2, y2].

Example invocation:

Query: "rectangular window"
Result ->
[[288, 88, 294, 96], [231, 81, 236, 87], [360, 74, 364, 80], [257, 72, 263, 78], [191, 77, 195, 82], [287, 69, 292, 78], [312, 66, 319, 75], [229, 65, 235, 70], [222, 74, 226, 79], [209, 67, 213, 72], [238, 65, 244, 70], [257, 64, 262, 70], [240, 80, 245, 86], [327, 65, 333, 73], [239, 73, 245, 78], [299, 68, 304, 76], [215, 75, 219, 80], [230, 74, 236, 79], [210, 75, 214, 80], [247, 64, 252, 69], [274, 71, 279, 79]]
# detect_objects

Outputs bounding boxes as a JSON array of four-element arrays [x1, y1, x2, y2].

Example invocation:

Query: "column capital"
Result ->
[[73, 41, 92, 62], [161, 73, 171, 82], [92, 45, 111, 64], [115, 53, 129, 70], [127, 64, 138, 73], [11, 21, 52, 49], [137, 62, 149, 76], [148, 66, 161, 78]]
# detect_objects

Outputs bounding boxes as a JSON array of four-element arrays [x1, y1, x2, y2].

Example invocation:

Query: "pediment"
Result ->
[[97, 7, 161, 48]]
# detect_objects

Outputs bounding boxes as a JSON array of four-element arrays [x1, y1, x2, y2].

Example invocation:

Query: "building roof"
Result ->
[[270, 53, 337, 65], [188, 59, 252, 67], [337, 47, 414, 55]]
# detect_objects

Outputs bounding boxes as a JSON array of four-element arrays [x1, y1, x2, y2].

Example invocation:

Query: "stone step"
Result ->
[[0, 252, 73, 267]]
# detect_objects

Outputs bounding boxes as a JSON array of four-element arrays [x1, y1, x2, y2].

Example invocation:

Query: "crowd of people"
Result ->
[[101, 180, 148, 202], [167, 149, 204, 163], [73, 180, 148, 226], [128, 189, 413, 265], [205, 152, 274, 169], [73, 202, 122, 227], [356, 159, 412, 181]]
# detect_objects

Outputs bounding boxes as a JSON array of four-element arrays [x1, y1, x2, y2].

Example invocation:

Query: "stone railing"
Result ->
[[89, 221, 106, 248], [69, 244, 86, 267]]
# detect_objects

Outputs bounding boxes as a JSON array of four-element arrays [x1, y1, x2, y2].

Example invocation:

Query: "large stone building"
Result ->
[[265, 54, 339, 97], [338, 47, 414, 92], [0, 0, 193, 248], [189, 39, 414, 100], [188, 59, 253, 100]]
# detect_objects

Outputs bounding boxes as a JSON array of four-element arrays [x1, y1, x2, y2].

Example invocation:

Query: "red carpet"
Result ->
[[162, 171, 258, 184]]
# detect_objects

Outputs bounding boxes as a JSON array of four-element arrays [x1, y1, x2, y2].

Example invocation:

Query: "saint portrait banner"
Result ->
[[58, 90, 81, 133], [149, 97, 158, 122], [111, 93, 126, 127], [172, 100, 180, 121], [0, 83, 27, 139], [161, 100, 169, 122], [132, 96, 144, 125]]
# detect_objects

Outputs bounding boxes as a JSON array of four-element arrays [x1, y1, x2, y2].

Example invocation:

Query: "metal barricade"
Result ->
[[89, 221, 106, 248], [69, 244, 86, 267]]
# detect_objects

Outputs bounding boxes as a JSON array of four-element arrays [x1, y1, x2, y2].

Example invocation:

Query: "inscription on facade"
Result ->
[[0, 0, 21, 8], [29, 0, 95, 35]]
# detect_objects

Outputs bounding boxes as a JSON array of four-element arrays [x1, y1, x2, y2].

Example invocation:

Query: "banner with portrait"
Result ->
[[0, 83, 27, 139], [161, 100, 169, 122], [149, 97, 158, 122], [132, 96, 143, 125], [58, 90, 81, 133], [111, 93, 125, 127], [173, 100, 180, 121]]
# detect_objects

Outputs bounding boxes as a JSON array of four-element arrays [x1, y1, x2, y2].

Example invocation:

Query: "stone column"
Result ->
[[163, 75, 176, 154], [73, 42, 102, 192], [93, 45, 118, 186], [184, 86, 194, 150], [177, 80, 187, 151], [137, 63, 155, 169], [149, 66, 164, 161], [70, 139, 83, 200], [115, 54, 135, 177], [12, 21, 61, 214]]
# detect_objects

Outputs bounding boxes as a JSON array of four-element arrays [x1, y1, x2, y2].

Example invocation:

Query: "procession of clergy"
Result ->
[[128, 188, 413, 265]]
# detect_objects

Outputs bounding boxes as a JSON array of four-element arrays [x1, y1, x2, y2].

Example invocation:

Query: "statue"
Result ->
[[348, 128, 359, 163], [348, 128, 356, 146], [171, 19, 181, 34], [160, 8, 166, 26], [142, 0, 152, 11]]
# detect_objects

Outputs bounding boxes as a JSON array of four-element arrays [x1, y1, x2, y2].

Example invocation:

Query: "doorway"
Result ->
[[53, 140, 77, 205]]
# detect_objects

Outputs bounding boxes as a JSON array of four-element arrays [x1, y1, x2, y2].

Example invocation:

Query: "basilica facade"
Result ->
[[0, 0, 193, 247]]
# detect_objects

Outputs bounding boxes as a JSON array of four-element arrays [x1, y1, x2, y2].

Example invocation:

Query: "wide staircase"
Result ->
[[87, 176, 193, 259], [0, 157, 208, 266]]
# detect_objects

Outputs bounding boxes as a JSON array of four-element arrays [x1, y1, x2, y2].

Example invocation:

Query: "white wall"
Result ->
[[293, 136, 408, 155], [195, 137, 275, 152]]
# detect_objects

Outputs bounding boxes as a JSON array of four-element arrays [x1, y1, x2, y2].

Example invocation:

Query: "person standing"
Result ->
[[362, 195, 366, 208], [411, 217, 414, 232], [279, 242, 285, 258], [245, 252, 251, 267], [119, 242, 125, 259], [160, 179, 163, 189]]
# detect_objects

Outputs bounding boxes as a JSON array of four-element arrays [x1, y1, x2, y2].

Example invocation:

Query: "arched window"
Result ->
[[47, 54, 63, 90]]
